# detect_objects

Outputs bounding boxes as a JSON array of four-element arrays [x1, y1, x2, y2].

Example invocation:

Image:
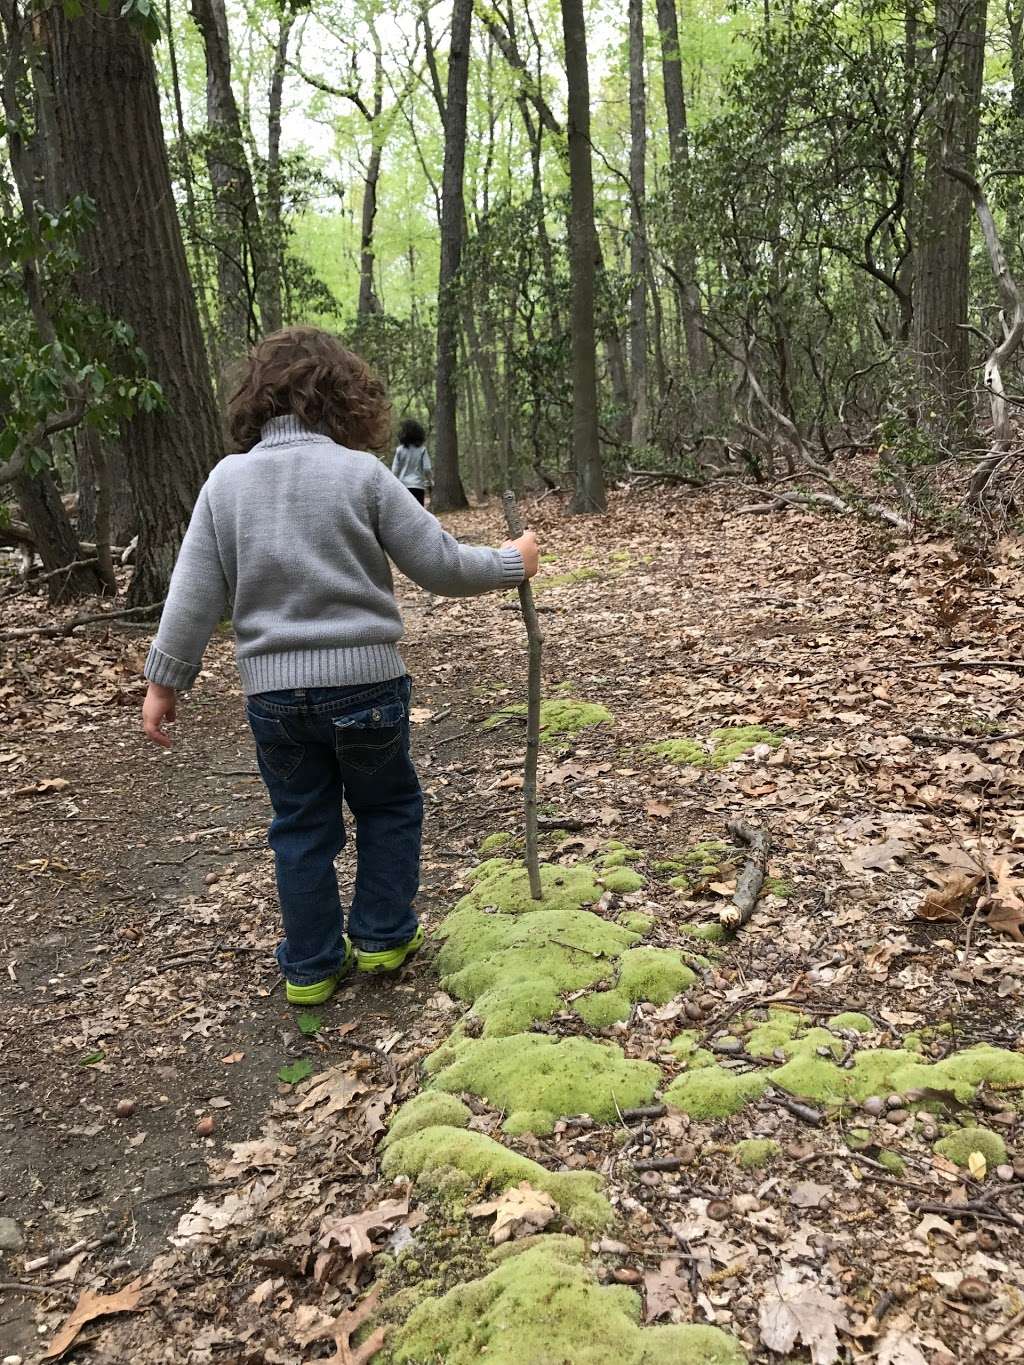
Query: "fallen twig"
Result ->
[[720, 816, 769, 928], [908, 729, 1024, 746], [502, 491, 543, 901], [908, 1199, 1022, 1228], [0, 599, 164, 641], [24, 1230, 119, 1274], [633, 1156, 683, 1172], [766, 1091, 822, 1126]]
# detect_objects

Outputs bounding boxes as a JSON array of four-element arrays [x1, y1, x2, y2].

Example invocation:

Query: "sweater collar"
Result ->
[[259, 414, 333, 447]]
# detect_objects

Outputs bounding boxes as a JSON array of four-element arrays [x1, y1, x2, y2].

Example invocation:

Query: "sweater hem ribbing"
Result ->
[[237, 644, 406, 696]]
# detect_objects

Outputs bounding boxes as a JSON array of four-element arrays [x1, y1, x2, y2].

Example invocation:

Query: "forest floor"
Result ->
[[1, 486, 1023, 1365]]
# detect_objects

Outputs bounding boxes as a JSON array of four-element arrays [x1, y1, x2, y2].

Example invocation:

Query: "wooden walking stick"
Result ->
[[502, 491, 543, 900]]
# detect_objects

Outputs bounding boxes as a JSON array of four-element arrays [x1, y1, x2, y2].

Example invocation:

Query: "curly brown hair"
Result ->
[[226, 326, 391, 452]]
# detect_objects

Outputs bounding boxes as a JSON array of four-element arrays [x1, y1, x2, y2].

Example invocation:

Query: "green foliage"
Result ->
[[278, 1059, 314, 1085]]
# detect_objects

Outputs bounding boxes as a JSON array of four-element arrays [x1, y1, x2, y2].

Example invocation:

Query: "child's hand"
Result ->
[[143, 682, 177, 748], [504, 530, 540, 579]]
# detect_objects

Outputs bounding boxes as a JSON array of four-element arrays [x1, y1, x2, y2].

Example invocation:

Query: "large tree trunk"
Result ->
[[910, 0, 986, 408], [45, 1, 221, 606], [263, 10, 293, 335], [628, 0, 648, 448], [190, 0, 267, 362], [432, 0, 471, 512], [655, 0, 708, 379], [560, 0, 605, 513]]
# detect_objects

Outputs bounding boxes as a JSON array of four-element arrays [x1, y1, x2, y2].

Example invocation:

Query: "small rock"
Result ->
[[887, 1109, 910, 1124], [995, 1164, 1014, 1182], [885, 1093, 904, 1110], [714, 1038, 742, 1055], [612, 1267, 643, 1284], [598, 1238, 629, 1255], [684, 1000, 703, 1021], [3, 1355, 25, 1365], [115, 1099, 136, 1119], [195, 1116, 216, 1137], [862, 1096, 885, 1117], [0, 1217, 23, 1253], [732, 1193, 761, 1214], [204, 872, 220, 886], [957, 1276, 992, 1304]]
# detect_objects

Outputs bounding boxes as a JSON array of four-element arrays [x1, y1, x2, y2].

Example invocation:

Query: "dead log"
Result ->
[[720, 815, 769, 929]]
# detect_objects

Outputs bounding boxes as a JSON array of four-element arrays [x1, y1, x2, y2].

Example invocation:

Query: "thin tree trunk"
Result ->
[[190, 0, 267, 358], [910, 0, 986, 409], [628, 0, 648, 448], [358, 143, 384, 318], [263, 11, 293, 334], [561, 0, 605, 513], [46, 0, 221, 606], [654, 0, 707, 378], [432, 0, 471, 512]]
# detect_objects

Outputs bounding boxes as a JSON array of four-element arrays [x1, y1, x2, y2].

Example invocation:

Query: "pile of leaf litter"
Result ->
[[2, 485, 1023, 1363]]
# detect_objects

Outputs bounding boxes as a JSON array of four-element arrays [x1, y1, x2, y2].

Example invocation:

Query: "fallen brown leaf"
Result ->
[[643, 1257, 691, 1322], [916, 870, 982, 922], [44, 1281, 144, 1359]]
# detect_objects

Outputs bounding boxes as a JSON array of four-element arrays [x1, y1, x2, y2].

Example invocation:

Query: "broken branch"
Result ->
[[720, 816, 769, 928], [502, 491, 543, 901]]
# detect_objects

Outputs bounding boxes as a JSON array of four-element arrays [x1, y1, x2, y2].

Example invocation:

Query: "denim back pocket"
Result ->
[[247, 710, 305, 782], [333, 700, 405, 775]]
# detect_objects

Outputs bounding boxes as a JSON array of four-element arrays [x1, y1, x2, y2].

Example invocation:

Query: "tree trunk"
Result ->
[[45, 1, 221, 607], [15, 468, 101, 604], [560, 0, 605, 513], [628, 0, 648, 448], [358, 143, 384, 318], [432, 0, 471, 512], [910, 0, 986, 408], [263, 10, 293, 334], [654, 0, 708, 378], [190, 0, 266, 361]]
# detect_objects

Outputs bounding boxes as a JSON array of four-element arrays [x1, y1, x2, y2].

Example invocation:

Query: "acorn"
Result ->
[[195, 1115, 216, 1137], [957, 1277, 992, 1304], [115, 1099, 136, 1119], [612, 1267, 642, 1285], [862, 1096, 885, 1117]]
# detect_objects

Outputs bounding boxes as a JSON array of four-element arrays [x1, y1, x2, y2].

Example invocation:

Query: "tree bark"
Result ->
[[910, 0, 987, 408], [45, 1, 221, 606], [15, 467, 101, 604], [190, 0, 267, 361], [432, 0, 471, 512], [560, 0, 605, 513], [654, 0, 708, 378], [263, 10, 294, 334], [628, 0, 648, 448]]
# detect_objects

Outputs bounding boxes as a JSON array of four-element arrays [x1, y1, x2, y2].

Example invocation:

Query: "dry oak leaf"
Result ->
[[840, 837, 908, 875], [982, 855, 1024, 940], [643, 1257, 692, 1322], [916, 870, 983, 923], [299, 1285, 384, 1365], [296, 1066, 367, 1117], [44, 1280, 144, 1359], [875, 1321, 929, 1365], [645, 800, 673, 819], [467, 1180, 558, 1244], [318, 1194, 411, 1264], [758, 1266, 849, 1365]]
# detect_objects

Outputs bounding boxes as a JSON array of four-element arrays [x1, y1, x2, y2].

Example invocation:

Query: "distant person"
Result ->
[[141, 327, 539, 1004], [391, 418, 432, 505]]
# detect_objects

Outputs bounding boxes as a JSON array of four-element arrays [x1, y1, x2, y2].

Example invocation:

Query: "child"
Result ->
[[141, 326, 539, 1004], [391, 418, 432, 504]]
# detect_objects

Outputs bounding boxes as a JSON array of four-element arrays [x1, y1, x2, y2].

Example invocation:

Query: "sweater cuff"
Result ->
[[145, 643, 200, 690], [498, 547, 526, 586]]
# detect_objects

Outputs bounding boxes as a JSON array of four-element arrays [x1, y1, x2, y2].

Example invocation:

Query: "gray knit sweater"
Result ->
[[144, 416, 524, 694]]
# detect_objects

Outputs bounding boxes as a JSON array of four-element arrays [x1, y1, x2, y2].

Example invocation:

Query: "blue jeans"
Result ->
[[245, 677, 422, 983]]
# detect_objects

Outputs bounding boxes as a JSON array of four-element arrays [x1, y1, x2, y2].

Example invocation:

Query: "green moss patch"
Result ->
[[601, 848, 642, 868], [618, 947, 696, 1004], [663, 1066, 768, 1118], [828, 1012, 875, 1034], [877, 1150, 906, 1175], [533, 567, 602, 593], [485, 698, 612, 743], [576, 989, 632, 1028], [426, 1034, 662, 1134], [381, 1127, 611, 1231], [732, 1139, 780, 1170], [458, 857, 603, 917], [384, 1092, 472, 1148], [391, 1239, 745, 1365], [480, 832, 513, 853], [668, 1031, 716, 1069], [934, 1125, 1006, 1169], [648, 728, 785, 770], [617, 911, 654, 935], [601, 867, 646, 894]]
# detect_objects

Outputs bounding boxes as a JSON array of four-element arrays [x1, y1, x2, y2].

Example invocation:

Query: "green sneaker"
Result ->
[[356, 925, 425, 975], [285, 938, 353, 1005]]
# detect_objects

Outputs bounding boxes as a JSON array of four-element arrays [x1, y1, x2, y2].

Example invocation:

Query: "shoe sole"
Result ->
[[285, 942, 353, 1004], [356, 928, 425, 974]]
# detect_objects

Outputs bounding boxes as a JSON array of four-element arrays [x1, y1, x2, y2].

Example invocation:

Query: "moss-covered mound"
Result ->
[[533, 567, 602, 593], [934, 1125, 1007, 1169], [456, 856, 604, 917], [390, 1239, 745, 1364], [383, 1092, 472, 1148], [486, 698, 613, 743], [663, 1066, 768, 1118], [380, 1127, 611, 1231], [649, 727, 784, 770], [732, 1139, 781, 1170], [426, 1034, 662, 1135]]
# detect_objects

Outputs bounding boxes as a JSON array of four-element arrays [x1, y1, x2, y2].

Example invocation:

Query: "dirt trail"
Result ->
[[1, 487, 1022, 1363]]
